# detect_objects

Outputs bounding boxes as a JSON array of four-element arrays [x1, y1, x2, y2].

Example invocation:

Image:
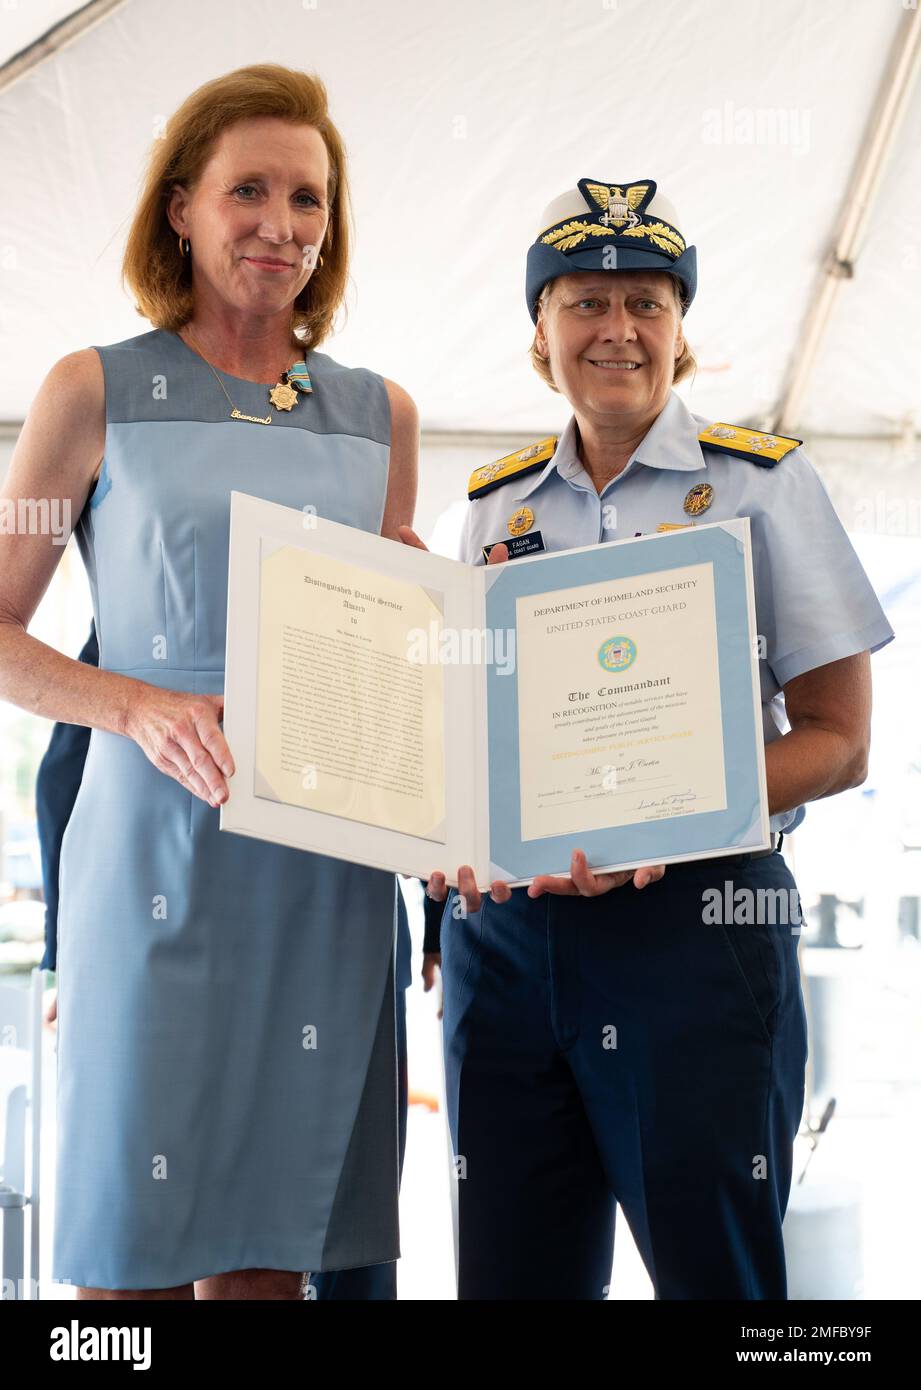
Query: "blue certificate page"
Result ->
[[483, 519, 768, 882]]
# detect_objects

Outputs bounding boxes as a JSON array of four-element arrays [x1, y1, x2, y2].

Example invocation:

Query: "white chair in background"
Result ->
[[0, 967, 45, 1300]]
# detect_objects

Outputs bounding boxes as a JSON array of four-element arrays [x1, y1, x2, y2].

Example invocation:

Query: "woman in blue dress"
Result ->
[[0, 64, 418, 1299]]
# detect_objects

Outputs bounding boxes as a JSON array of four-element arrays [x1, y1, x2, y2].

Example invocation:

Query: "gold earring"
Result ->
[[178, 233, 189, 256], [317, 252, 325, 268]]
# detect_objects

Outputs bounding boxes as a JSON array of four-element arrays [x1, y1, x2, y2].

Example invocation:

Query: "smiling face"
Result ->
[[534, 270, 685, 429], [167, 116, 330, 319]]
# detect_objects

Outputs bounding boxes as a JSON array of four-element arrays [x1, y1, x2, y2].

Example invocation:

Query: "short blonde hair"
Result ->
[[122, 64, 351, 350], [529, 273, 697, 391]]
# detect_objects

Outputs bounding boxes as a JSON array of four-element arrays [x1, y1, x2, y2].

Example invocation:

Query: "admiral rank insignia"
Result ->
[[467, 436, 559, 499], [468, 439, 558, 561], [698, 422, 803, 467]]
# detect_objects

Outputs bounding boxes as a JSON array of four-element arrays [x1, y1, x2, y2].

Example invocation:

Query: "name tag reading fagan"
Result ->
[[483, 531, 546, 561]]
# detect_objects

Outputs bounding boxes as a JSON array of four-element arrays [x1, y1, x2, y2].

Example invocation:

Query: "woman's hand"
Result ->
[[421, 952, 443, 1019], [398, 525, 428, 552], [425, 853, 665, 913], [125, 686, 235, 807], [529, 850, 665, 897], [425, 867, 515, 915], [398, 526, 510, 568]]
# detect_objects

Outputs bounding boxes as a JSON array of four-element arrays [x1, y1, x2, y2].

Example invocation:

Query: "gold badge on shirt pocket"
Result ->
[[507, 506, 535, 537]]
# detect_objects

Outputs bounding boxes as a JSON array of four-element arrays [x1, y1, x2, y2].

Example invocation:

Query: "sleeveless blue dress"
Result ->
[[53, 328, 400, 1290]]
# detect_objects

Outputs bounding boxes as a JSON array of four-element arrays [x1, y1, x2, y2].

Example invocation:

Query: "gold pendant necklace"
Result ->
[[182, 328, 313, 425]]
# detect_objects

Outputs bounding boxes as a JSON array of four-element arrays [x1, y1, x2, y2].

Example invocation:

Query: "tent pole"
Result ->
[[0, 0, 127, 95], [772, 6, 921, 437]]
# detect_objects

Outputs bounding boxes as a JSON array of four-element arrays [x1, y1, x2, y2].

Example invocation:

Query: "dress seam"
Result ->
[[103, 416, 391, 447]]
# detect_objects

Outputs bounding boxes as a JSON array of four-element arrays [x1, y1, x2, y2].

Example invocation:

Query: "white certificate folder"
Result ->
[[221, 491, 769, 887]]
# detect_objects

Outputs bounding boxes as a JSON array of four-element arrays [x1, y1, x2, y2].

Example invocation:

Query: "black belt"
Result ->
[[713, 830, 783, 864], [676, 831, 783, 872]]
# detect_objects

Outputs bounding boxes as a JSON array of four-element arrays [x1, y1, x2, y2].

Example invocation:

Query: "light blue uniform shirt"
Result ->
[[458, 390, 895, 834]]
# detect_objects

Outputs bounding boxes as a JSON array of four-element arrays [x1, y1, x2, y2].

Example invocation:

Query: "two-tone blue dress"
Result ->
[[53, 328, 400, 1290]]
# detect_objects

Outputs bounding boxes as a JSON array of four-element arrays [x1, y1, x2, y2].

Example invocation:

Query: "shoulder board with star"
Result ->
[[698, 422, 803, 468], [468, 436, 558, 499]]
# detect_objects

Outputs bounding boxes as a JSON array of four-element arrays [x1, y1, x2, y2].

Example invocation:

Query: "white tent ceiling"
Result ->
[[1, 0, 920, 446]]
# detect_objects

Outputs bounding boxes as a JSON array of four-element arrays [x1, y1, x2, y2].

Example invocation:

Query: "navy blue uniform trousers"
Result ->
[[441, 848, 808, 1300]]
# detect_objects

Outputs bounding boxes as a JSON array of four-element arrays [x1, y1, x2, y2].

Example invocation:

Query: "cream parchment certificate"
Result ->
[[221, 493, 769, 887], [254, 543, 445, 840]]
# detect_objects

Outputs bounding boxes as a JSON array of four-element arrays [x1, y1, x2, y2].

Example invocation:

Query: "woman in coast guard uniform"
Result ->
[[414, 178, 894, 1300]]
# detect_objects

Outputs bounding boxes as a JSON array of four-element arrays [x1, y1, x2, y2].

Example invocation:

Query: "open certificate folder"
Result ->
[[221, 491, 770, 888]]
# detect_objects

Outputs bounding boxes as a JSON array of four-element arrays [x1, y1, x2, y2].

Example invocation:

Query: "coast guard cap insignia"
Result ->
[[582, 181, 654, 230]]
